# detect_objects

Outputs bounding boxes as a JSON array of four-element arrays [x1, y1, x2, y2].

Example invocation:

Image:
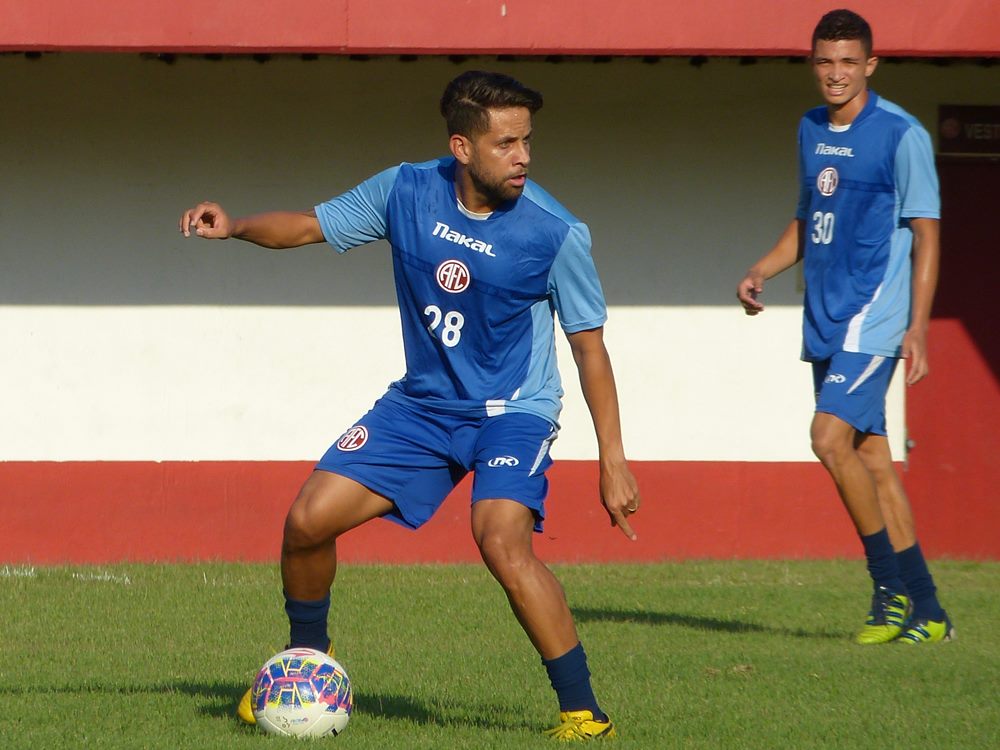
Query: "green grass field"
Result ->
[[2, 560, 998, 749]]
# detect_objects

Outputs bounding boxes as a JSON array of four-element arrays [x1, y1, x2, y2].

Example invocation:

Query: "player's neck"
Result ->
[[827, 88, 869, 127], [453, 166, 502, 214]]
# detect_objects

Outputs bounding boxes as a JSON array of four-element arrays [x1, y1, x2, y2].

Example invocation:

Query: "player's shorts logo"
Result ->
[[824, 373, 847, 384], [337, 425, 369, 451], [487, 455, 520, 467], [436, 260, 470, 293], [817, 167, 839, 196]]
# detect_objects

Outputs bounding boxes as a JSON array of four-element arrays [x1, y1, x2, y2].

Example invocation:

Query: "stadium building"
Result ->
[[1, 0, 997, 563]]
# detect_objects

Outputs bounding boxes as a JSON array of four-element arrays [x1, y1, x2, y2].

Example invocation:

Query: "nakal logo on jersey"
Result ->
[[817, 167, 839, 197], [815, 143, 855, 158], [432, 222, 496, 257]]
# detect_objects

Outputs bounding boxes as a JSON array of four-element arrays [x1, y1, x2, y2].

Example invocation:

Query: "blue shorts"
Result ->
[[812, 352, 899, 436], [316, 396, 558, 532]]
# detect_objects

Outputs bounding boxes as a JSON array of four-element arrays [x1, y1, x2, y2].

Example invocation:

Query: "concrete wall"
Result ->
[[2, 54, 997, 465]]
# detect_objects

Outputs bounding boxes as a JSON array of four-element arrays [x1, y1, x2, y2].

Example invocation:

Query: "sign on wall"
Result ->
[[938, 105, 1000, 156]]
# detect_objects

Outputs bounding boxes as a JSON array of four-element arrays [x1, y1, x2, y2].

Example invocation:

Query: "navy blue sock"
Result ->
[[284, 592, 331, 652], [541, 642, 607, 722], [896, 543, 944, 621], [860, 528, 905, 593]]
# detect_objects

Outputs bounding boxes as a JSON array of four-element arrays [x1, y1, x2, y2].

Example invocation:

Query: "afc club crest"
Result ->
[[817, 167, 839, 196], [436, 259, 471, 293], [337, 425, 369, 452]]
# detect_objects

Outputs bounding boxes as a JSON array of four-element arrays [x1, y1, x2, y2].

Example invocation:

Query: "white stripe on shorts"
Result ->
[[528, 427, 558, 476], [846, 355, 886, 395]]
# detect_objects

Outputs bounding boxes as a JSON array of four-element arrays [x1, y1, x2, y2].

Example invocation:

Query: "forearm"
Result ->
[[750, 219, 804, 280], [909, 218, 940, 332], [571, 334, 628, 465], [231, 210, 325, 249], [567, 326, 641, 538]]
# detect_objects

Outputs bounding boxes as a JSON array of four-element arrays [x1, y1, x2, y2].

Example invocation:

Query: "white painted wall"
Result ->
[[2, 55, 996, 461]]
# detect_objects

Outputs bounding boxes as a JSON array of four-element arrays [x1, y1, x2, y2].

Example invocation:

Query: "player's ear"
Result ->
[[865, 55, 879, 77], [450, 133, 472, 165]]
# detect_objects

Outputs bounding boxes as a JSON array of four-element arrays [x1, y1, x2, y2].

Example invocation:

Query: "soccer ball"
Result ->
[[251, 647, 353, 737]]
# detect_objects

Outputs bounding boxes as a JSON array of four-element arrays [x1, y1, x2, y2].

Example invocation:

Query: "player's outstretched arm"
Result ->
[[736, 219, 805, 315], [567, 326, 640, 541], [179, 201, 325, 249], [902, 217, 940, 386]]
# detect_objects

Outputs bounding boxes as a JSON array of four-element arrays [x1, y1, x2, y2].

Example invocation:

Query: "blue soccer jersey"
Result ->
[[314, 157, 607, 426], [795, 92, 940, 361]]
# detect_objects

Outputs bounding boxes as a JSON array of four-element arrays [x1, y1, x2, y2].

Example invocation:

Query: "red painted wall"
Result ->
[[1, 0, 998, 56], [902, 158, 1000, 560], [905, 320, 999, 559], [2, 460, 993, 565]]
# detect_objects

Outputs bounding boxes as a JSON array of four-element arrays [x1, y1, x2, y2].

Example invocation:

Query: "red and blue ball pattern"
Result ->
[[252, 647, 353, 735]]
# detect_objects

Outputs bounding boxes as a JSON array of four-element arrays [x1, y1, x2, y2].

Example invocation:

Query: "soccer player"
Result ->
[[180, 70, 639, 739], [736, 10, 953, 645]]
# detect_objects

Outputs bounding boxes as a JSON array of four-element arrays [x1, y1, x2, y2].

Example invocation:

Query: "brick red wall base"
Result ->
[[3, 460, 991, 564]]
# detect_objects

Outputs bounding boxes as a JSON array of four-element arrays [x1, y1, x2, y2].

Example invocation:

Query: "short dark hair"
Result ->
[[812, 9, 873, 57], [440, 71, 543, 138]]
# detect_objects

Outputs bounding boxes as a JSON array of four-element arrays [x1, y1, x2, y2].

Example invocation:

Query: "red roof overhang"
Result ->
[[1, 0, 998, 57]]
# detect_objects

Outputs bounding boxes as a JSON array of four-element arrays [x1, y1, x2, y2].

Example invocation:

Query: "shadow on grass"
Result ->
[[178, 682, 538, 732], [0, 680, 538, 733], [175, 681, 247, 719], [572, 606, 845, 640], [0, 680, 248, 721], [358, 692, 537, 732]]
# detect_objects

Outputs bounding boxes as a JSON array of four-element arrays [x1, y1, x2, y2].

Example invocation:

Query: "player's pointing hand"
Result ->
[[601, 460, 641, 541], [180, 201, 233, 239]]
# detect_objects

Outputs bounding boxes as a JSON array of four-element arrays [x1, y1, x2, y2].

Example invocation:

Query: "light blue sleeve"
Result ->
[[313, 166, 400, 253], [547, 223, 608, 333], [895, 126, 940, 219]]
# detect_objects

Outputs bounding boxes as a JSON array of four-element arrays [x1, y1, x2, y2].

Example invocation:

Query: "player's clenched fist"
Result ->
[[180, 201, 233, 239]]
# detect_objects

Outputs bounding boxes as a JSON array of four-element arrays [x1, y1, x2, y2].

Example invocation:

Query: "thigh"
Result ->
[[316, 397, 466, 530], [286, 469, 396, 540], [466, 413, 558, 532], [812, 352, 898, 436]]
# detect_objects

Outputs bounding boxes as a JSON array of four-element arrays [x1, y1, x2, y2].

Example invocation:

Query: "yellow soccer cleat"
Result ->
[[237, 642, 336, 725], [855, 587, 910, 645], [544, 710, 616, 741], [236, 686, 257, 725], [898, 612, 956, 644]]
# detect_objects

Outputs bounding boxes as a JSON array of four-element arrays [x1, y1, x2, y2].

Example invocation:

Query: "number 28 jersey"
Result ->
[[314, 157, 607, 426], [795, 92, 939, 361]]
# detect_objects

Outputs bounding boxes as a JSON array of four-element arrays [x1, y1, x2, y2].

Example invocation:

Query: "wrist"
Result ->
[[227, 218, 244, 240], [599, 449, 628, 470]]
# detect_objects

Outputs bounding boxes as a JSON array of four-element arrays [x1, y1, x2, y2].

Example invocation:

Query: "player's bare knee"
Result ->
[[810, 431, 838, 466], [477, 532, 532, 581], [282, 503, 334, 552], [810, 421, 852, 467], [855, 443, 892, 480]]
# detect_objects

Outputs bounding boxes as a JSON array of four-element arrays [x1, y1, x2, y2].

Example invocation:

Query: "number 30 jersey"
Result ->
[[314, 157, 607, 426], [795, 92, 939, 361]]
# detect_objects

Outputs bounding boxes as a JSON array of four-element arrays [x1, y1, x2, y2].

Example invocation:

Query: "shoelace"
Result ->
[[868, 588, 904, 625]]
